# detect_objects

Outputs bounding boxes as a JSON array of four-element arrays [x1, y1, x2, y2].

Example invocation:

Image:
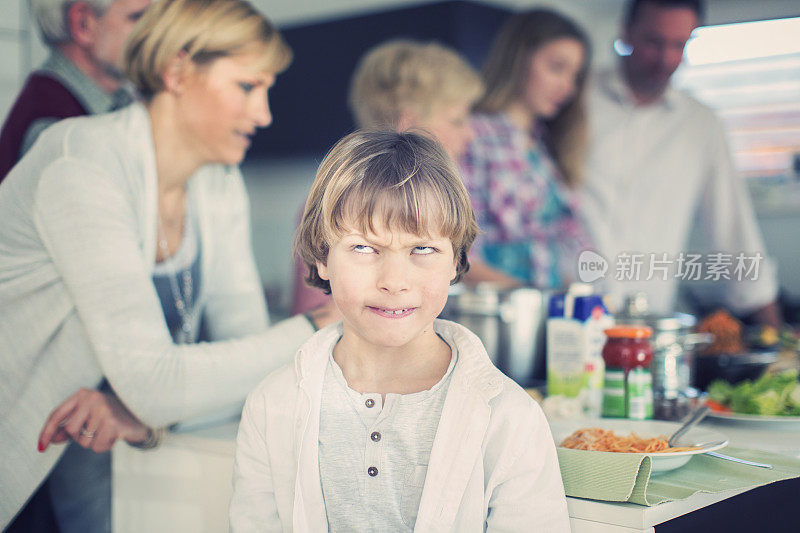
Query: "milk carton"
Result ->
[[546, 289, 613, 415]]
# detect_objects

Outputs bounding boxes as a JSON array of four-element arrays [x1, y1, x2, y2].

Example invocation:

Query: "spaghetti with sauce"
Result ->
[[560, 428, 700, 453]]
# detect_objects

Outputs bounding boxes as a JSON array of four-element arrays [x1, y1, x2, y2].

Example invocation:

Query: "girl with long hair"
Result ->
[[460, 9, 594, 289]]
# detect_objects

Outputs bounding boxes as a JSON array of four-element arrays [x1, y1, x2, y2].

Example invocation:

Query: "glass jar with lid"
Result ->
[[601, 326, 654, 419]]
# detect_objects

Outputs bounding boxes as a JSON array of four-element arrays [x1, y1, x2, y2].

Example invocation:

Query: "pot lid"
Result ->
[[618, 312, 697, 332], [619, 293, 696, 332]]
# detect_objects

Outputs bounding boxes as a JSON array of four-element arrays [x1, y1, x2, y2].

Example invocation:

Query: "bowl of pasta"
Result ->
[[549, 418, 728, 473]]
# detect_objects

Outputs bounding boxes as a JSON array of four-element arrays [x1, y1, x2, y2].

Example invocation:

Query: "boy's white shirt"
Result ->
[[230, 319, 570, 532]]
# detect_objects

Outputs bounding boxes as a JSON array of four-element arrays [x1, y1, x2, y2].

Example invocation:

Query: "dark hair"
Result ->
[[624, 0, 704, 27], [477, 8, 591, 187]]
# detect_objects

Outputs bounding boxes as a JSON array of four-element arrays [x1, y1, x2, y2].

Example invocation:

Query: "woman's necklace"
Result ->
[[156, 213, 195, 344]]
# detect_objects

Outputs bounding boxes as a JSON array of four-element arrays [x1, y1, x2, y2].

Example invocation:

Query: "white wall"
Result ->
[[241, 157, 320, 315], [250, 0, 432, 26], [0, 1, 46, 121]]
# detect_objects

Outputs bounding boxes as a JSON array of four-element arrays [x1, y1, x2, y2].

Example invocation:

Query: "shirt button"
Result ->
[[367, 466, 378, 477], [370, 431, 381, 442], [365, 398, 375, 408]]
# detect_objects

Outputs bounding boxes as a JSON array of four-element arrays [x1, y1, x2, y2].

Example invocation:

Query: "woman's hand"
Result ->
[[38, 389, 150, 454], [462, 258, 523, 289]]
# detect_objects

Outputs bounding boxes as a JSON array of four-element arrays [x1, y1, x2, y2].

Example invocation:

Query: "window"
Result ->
[[673, 17, 800, 181]]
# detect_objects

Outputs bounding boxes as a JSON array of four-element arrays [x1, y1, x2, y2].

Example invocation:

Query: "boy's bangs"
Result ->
[[295, 130, 478, 293], [330, 176, 462, 245]]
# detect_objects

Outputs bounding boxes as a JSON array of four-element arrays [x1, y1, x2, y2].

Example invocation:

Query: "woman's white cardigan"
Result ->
[[0, 103, 314, 527], [230, 319, 570, 532]]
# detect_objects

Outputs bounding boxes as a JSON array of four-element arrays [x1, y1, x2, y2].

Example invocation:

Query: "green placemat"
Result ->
[[557, 447, 800, 506]]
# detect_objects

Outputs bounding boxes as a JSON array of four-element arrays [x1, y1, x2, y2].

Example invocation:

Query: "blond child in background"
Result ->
[[230, 130, 569, 532]]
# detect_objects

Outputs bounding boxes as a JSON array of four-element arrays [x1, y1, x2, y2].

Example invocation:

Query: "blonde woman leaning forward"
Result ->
[[290, 39, 484, 314], [0, 0, 331, 528], [460, 9, 594, 290]]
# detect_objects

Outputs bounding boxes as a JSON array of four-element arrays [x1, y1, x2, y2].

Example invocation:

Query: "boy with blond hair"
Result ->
[[231, 130, 569, 532]]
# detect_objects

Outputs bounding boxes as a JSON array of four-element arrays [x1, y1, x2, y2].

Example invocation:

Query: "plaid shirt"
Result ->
[[459, 113, 592, 288]]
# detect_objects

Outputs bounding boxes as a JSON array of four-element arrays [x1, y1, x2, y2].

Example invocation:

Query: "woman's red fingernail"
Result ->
[[38, 442, 45, 452]]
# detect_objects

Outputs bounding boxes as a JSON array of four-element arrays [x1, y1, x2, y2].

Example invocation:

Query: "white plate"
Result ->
[[707, 410, 800, 429], [549, 418, 728, 474]]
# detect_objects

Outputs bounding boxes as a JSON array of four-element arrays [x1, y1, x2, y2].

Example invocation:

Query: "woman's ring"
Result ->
[[80, 428, 96, 439]]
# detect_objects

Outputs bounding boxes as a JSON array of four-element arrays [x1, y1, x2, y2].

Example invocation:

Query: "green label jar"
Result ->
[[602, 368, 626, 417], [627, 367, 654, 420], [601, 326, 654, 420]]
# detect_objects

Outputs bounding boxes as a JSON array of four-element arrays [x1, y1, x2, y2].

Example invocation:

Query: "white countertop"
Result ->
[[112, 417, 800, 533]]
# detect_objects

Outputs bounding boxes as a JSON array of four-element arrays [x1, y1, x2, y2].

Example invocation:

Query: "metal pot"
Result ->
[[618, 294, 713, 419], [441, 284, 548, 387]]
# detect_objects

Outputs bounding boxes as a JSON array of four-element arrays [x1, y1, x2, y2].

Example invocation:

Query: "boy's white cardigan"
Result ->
[[230, 319, 570, 532]]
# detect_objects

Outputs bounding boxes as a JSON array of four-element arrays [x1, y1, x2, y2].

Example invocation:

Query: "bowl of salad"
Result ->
[[705, 370, 800, 426]]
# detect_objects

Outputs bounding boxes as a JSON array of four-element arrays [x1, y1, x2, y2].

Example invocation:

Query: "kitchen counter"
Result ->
[[112, 420, 238, 532], [112, 418, 800, 532]]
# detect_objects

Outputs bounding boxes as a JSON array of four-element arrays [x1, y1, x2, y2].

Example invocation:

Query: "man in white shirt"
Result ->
[[581, 0, 780, 326]]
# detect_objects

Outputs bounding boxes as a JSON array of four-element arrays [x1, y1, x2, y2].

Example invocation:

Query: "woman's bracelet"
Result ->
[[127, 427, 164, 450]]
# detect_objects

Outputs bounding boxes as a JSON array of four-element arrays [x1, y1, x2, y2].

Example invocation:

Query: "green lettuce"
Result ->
[[707, 369, 799, 416], [708, 380, 733, 404], [784, 383, 800, 415]]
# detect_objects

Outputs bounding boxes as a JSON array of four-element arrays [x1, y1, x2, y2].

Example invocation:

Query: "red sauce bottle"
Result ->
[[601, 326, 654, 419]]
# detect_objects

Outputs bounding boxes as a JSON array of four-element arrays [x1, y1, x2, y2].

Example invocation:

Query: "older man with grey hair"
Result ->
[[0, 0, 150, 181]]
